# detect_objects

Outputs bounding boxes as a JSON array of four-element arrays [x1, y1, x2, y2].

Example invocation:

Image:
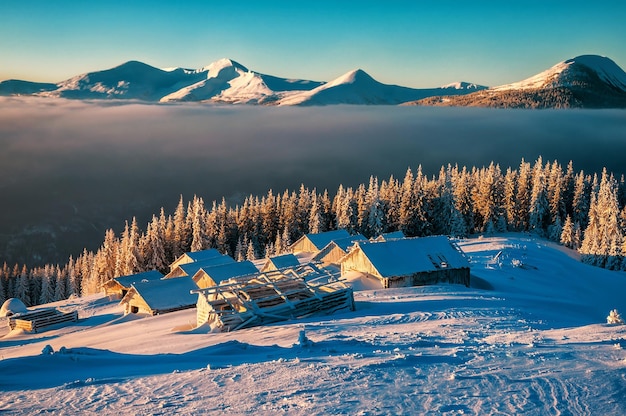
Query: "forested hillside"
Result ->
[[1, 156, 625, 307]]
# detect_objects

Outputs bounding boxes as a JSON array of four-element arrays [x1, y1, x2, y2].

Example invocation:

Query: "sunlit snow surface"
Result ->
[[2, 234, 626, 414]]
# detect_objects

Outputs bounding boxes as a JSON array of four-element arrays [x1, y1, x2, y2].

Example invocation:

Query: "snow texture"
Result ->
[[2, 234, 626, 415]]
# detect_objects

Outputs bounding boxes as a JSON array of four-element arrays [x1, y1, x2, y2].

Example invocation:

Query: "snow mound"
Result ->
[[0, 298, 28, 317]]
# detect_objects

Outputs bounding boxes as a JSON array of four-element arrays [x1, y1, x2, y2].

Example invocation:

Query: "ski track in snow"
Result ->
[[2, 235, 626, 415]]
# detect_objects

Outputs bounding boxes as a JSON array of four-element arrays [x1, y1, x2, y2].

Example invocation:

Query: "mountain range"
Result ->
[[2, 55, 626, 108]]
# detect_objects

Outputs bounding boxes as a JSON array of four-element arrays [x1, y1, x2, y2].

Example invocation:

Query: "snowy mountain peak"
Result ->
[[201, 58, 249, 76], [566, 55, 626, 90], [441, 81, 487, 90], [493, 54, 626, 92], [328, 69, 376, 87]]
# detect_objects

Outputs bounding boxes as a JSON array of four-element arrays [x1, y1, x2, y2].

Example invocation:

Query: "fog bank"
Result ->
[[1, 97, 625, 264]]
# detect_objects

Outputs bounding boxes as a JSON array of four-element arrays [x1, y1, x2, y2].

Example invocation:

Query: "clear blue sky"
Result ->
[[2, 1, 625, 88]]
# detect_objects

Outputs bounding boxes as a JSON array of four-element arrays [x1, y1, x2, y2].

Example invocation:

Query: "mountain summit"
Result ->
[[411, 55, 626, 109]]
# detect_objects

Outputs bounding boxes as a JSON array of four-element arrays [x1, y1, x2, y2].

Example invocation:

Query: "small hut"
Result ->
[[260, 253, 300, 272], [311, 234, 368, 265], [340, 236, 470, 289], [120, 276, 198, 315], [192, 260, 260, 289], [164, 254, 235, 279], [290, 229, 351, 254], [101, 270, 164, 299], [169, 248, 223, 272]]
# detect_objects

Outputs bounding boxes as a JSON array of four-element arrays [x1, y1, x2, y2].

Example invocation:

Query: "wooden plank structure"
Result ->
[[194, 265, 354, 332], [8, 308, 78, 333]]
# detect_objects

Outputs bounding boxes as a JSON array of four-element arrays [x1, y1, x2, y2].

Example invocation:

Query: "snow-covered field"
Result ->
[[2, 234, 626, 415]]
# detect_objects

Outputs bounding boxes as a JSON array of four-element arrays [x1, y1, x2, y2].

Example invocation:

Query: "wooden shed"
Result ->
[[102, 270, 164, 299], [119, 276, 198, 315], [290, 229, 351, 254], [169, 248, 223, 272], [311, 234, 368, 265], [164, 254, 235, 279], [340, 236, 470, 289], [192, 260, 260, 289], [260, 253, 300, 272]]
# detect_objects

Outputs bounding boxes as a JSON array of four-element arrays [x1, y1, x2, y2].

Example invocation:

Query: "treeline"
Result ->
[[1, 156, 625, 307]]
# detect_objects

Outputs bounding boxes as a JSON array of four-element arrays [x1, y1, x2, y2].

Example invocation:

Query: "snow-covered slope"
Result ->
[[44, 61, 208, 100], [278, 69, 485, 106], [2, 234, 626, 414], [492, 55, 626, 91]]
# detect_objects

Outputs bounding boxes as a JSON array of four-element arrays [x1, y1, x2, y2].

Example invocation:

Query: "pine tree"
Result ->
[[39, 268, 53, 305], [190, 196, 207, 252], [528, 158, 550, 234], [0, 266, 5, 305], [309, 192, 322, 234], [515, 159, 532, 231], [54, 265, 66, 302], [472, 162, 503, 232], [366, 176, 385, 237], [15, 265, 31, 306], [503, 168, 517, 230], [571, 171, 590, 229], [173, 195, 190, 256], [560, 215, 575, 249], [580, 169, 623, 269], [66, 256, 79, 298]]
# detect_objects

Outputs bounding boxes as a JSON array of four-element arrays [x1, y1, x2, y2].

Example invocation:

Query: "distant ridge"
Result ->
[[2, 55, 625, 107]]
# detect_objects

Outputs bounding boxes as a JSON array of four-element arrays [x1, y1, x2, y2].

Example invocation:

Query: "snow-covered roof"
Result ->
[[194, 261, 260, 284], [185, 249, 223, 262], [127, 277, 198, 311], [332, 234, 368, 251], [374, 231, 405, 242], [264, 253, 300, 270], [178, 255, 235, 277], [114, 270, 164, 288], [355, 236, 469, 278], [302, 229, 352, 250]]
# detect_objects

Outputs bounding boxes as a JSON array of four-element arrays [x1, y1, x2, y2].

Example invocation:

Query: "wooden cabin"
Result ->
[[164, 254, 235, 279], [340, 236, 470, 289], [120, 276, 198, 315], [290, 229, 351, 254], [192, 260, 260, 289], [101, 270, 164, 299], [311, 234, 368, 265], [260, 253, 300, 272], [169, 248, 223, 272]]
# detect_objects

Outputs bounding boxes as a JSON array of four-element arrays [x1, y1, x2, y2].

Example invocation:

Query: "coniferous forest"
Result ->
[[1, 156, 625, 307]]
